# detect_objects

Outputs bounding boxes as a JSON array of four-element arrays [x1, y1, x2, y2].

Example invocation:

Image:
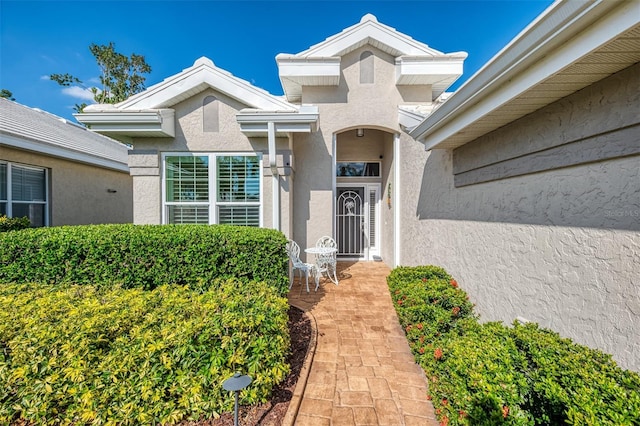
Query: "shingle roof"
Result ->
[[0, 99, 130, 172]]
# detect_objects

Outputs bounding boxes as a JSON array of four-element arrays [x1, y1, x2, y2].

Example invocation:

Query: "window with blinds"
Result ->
[[164, 154, 261, 226], [0, 161, 48, 226]]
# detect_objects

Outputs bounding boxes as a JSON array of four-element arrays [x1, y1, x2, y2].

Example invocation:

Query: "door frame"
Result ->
[[335, 183, 381, 261]]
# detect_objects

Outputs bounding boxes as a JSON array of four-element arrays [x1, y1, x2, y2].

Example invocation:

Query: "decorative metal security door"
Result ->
[[336, 188, 366, 258]]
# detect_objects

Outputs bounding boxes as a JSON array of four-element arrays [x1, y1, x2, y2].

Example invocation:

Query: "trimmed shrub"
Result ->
[[0, 279, 290, 425], [0, 224, 289, 294], [0, 215, 30, 232], [388, 265, 640, 425]]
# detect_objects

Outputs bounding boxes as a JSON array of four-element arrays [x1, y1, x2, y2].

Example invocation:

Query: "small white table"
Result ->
[[304, 246, 339, 289]]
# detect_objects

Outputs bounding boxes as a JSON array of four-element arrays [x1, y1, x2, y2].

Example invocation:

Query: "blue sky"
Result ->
[[1, 0, 553, 121]]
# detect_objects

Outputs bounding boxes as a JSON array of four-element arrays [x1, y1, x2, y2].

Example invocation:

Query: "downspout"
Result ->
[[268, 121, 280, 231]]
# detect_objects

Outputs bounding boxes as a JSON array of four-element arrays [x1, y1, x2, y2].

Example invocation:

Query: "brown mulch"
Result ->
[[182, 305, 311, 426]]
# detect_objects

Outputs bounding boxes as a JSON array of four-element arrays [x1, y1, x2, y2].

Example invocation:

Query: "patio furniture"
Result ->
[[304, 245, 339, 291], [313, 236, 339, 288], [286, 240, 314, 292]]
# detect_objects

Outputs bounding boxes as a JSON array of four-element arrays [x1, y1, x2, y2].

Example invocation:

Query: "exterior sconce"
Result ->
[[356, 128, 364, 137]]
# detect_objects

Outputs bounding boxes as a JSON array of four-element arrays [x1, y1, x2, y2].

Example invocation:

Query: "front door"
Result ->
[[336, 185, 379, 260]]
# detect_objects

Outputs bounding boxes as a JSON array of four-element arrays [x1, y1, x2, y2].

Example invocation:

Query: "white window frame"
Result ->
[[161, 152, 263, 226], [0, 160, 49, 227]]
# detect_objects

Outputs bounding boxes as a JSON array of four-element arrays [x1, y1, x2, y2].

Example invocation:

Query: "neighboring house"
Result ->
[[75, 0, 639, 370], [0, 98, 133, 226]]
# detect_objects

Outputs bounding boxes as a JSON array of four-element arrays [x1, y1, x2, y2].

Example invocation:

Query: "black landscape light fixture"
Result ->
[[222, 372, 252, 426]]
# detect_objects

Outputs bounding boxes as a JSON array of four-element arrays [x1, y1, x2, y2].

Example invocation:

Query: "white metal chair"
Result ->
[[286, 240, 314, 292], [315, 236, 339, 287]]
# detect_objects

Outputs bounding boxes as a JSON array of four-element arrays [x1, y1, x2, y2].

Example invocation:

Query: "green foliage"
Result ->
[[0, 215, 30, 232], [50, 42, 151, 113], [388, 266, 640, 426], [0, 280, 290, 424], [0, 224, 289, 295], [0, 89, 15, 101]]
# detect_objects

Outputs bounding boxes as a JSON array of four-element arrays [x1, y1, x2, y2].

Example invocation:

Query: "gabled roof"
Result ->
[[410, 0, 640, 150], [76, 57, 306, 140], [277, 14, 467, 103], [0, 99, 130, 172], [110, 57, 297, 112]]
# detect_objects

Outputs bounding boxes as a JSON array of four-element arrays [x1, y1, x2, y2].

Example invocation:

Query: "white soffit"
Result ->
[[74, 108, 176, 139], [236, 105, 319, 137], [277, 14, 467, 102], [410, 0, 640, 150]]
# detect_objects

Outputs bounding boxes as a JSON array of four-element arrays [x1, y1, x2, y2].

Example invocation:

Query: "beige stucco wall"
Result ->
[[128, 88, 290, 229], [400, 66, 640, 371], [292, 45, 431, 261], [1, 146, 133, 225]]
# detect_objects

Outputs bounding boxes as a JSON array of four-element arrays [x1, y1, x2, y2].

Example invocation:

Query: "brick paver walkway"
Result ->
[[288, 261, 439, 425]]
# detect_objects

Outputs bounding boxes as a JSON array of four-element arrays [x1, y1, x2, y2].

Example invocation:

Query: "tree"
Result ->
[[0, 89, 15, 101], [50, 42, 151, 112]]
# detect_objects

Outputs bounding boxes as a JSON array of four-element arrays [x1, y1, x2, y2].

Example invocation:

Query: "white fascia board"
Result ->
[[276, 56, 341, 83], [236, 107, 319, 134], [410, 0, 638, 149], [75, 110, 175, 137], [118, 58, 296, 112], [396, 56, 465, 85], [300, 15, 443, 57], [1, 133, 129, 173]]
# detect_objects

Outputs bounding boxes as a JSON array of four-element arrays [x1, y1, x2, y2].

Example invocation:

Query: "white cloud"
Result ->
[[40, 75, 50, 81], [61, 86, 95, 101]]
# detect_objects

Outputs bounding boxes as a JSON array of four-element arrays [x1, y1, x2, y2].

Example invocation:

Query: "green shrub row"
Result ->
[[0, 224, 289, 294], [0, 215, 30, 232], [0, 279, 290, 425], [388, 266, 640, 425]]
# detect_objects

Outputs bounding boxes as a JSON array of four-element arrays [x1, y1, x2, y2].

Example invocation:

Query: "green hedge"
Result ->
[[0, 280, 290, 425], [0, 224, 289, 294], [388, 266, 640, 425], [0, 215, 30, 232]]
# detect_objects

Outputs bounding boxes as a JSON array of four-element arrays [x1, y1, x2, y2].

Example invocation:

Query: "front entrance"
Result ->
[[336, 185, 379, 260]]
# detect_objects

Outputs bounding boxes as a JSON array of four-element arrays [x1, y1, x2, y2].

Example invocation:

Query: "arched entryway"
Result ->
[[333, 127, 396, 262]]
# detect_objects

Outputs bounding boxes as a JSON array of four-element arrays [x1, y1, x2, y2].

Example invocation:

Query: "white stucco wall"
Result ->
[[401, 66, 640, 371], [2, 146, 133, 225]]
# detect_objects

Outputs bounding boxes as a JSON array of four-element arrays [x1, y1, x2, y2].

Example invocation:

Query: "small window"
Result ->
[[360, 51, 374, 84], [337, 162, 380, 177], [203, 96, 219, 132], [0, 161, 48, 226]]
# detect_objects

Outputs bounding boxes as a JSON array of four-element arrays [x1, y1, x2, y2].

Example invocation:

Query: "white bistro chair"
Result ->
[[286, 240, 315, 292], [315, 236, 339, 287]]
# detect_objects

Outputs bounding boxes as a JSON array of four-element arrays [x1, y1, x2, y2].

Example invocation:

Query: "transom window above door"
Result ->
[[163, 153, 261, 226], [336, 162, 380, 177]]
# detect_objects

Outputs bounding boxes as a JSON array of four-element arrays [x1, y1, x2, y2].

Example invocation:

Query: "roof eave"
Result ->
[[74, 109, 176, 138], [410, 0, 640, 151]]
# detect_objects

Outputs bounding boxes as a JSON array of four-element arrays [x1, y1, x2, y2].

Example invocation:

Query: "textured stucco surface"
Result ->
[[292, 45, 431, 258], [128, 88, 290, 228], [400, 66, 640, 371], [1, 146, 133, 225]]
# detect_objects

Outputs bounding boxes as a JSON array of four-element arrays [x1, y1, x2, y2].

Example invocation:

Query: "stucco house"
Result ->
[[0, 98, 133, 226], [75, 0, 639, 371]]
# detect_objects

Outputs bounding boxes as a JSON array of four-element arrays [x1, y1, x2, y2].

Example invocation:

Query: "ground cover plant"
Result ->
[[0, 224, 293, 424], [0, 280, 290, 424], [388, 266, 640, 425]]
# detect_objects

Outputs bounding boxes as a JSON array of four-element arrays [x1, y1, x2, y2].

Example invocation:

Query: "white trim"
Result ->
[[393, 133, 400, 267], [1, 134, 129, 173], [410, 0, 639, 149], [0, 160, 49, 226], [74, 109, 175, 138], [161, 152, 263, 227], [332, 133, 337, 240]]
